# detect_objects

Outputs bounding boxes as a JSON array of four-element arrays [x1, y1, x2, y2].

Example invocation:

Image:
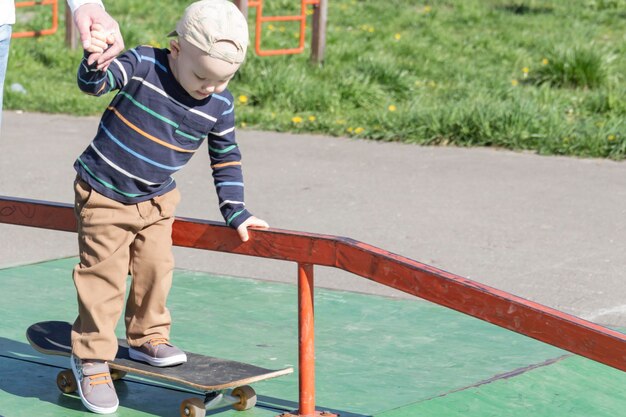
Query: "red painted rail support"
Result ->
[[283, 263, 336, 417], [298, 263, 315, 416]]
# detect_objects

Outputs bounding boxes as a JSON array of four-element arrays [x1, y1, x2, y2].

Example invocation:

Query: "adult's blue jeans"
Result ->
[[0, 24, 12, 133]]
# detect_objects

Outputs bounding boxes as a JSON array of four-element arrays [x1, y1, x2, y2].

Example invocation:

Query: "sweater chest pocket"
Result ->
[[174, 114, 214, 149]]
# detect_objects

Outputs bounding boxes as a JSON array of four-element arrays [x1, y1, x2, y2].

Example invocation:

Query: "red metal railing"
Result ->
[[2, 196, 626, 416], [12, 0, 59, 39]]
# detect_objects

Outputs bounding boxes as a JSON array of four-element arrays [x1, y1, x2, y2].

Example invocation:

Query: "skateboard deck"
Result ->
[[27, 321, 293, 415]]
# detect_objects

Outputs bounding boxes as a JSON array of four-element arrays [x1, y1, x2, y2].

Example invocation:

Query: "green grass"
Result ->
[[5, 0, 626, 159]]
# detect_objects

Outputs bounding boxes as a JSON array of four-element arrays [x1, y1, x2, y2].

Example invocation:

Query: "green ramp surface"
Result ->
[[1, 257, 625, 417]]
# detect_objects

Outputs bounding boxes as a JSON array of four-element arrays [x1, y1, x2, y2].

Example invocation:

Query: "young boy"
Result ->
[[71, 1, 267, 413]]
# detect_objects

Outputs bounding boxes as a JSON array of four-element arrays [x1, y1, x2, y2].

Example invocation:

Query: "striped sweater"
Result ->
[[75, 46, 251, 229]]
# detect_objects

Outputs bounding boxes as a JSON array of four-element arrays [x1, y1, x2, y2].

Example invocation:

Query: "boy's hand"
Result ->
[[236, 216, 269, 242], [84, 23, 111, 56]]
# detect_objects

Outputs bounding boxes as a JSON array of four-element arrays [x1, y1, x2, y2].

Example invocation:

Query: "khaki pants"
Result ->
[[70, 177, 181, 361]]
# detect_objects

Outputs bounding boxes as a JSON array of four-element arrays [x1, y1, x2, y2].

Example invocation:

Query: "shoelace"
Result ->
[[89, 372, 112, 386], [82, 362, 112, 387]]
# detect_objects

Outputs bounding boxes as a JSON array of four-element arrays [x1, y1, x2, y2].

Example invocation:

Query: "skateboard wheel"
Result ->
[[232, 385, 257, 411], [56, 369, 77, 393], [180, 397, 206, 417], [110, 370, 127, 381]]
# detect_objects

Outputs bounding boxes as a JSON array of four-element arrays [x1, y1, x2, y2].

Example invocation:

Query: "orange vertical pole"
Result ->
[[298, 0, 307, 52], [254, 0, 264, 57], [298, 262, 315, 416], [289, 263, 337, 417]]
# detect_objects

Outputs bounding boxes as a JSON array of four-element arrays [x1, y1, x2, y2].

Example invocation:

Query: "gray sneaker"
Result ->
[[70, 354, 119, 414], [128, 338, 187, 367]]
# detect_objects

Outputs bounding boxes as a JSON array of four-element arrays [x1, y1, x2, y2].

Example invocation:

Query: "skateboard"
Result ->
[[27, 321, 293, 417]]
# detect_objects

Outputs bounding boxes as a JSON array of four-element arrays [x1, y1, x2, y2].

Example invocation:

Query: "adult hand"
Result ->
[[236, 216, 270, 242], [74, 3, 124, 70]]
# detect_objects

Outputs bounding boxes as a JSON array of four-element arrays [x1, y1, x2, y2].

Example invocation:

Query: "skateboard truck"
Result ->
[[181, 386, 257, 416]]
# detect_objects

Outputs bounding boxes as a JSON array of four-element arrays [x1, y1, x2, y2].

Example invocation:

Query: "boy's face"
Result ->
[[169, 38, 241, 100]]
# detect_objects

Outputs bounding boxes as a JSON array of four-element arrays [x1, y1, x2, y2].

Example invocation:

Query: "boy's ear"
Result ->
[[169, 39, 181, 58]]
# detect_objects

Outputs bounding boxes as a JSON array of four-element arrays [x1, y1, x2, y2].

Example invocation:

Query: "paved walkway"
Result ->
[[1, 110, 626, 326]]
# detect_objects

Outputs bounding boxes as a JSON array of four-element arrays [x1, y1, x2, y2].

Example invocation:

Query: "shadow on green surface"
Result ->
[[0, 337, 371, 417]]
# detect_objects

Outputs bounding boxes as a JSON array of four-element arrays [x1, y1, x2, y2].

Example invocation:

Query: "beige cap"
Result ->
[[169, 0, 249, 64]]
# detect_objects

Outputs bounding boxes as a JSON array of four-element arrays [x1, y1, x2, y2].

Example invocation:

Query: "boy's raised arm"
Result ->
[[77, 45, 143, 97], [207, 104, 254, 231]]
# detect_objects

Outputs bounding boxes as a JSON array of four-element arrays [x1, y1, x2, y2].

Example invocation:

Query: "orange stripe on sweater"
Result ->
[[96, 82, 107, 95], [211, 161, 242, 169], [108, 106, 195, 153]]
